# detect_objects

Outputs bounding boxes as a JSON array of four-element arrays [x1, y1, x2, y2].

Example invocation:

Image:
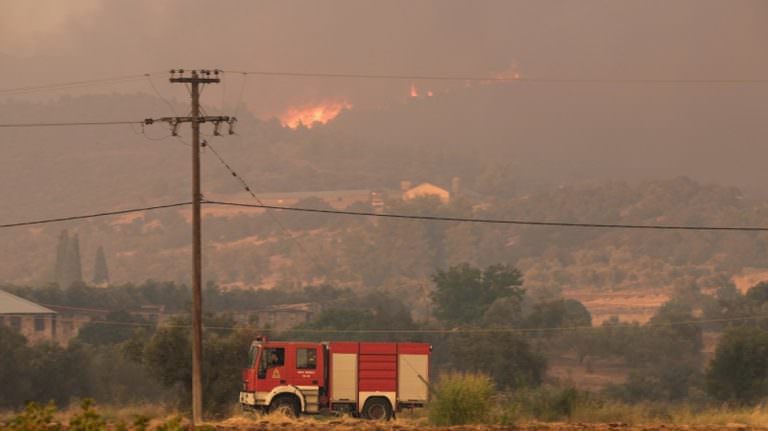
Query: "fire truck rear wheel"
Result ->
[[269, 395, 300, 417], [362, 398, 393, 421]]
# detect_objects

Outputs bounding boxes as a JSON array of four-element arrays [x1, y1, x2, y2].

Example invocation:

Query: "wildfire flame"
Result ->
[[491, 71, 521, 80], [280, 101, 352, 129], [410, 83, 419, 97], [410, 83, 434, 98]]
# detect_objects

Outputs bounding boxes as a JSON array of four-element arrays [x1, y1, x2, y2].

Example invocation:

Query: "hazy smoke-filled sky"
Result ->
[[3, 0, 768, 286], [2, 0, 767, 116]]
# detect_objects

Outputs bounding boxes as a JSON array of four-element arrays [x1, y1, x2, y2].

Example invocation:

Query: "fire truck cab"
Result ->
[[239, 337, 431, 420]]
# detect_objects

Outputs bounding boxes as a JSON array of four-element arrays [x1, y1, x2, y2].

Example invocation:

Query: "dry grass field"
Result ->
[[209, 415, 768, 431], [563, 289, 669, 325], [7, 407, 768, 430]]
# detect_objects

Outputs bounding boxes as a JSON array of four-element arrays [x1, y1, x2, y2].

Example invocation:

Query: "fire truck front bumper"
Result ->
[[239, 391, 267, 406]]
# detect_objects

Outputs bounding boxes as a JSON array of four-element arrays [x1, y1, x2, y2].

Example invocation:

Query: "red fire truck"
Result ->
[[239, 337, 431, 420]]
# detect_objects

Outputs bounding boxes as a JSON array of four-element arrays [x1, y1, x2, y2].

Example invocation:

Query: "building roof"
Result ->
[[404, 182, 451, 202], [0, 290, 56, 315], [406, 182, 450, 194]]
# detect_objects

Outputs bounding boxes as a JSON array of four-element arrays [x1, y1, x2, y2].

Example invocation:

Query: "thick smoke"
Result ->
[[2, 0, 767, 116]]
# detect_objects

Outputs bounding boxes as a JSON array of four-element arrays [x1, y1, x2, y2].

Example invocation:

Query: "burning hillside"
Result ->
[[280, 100, 352, 129]]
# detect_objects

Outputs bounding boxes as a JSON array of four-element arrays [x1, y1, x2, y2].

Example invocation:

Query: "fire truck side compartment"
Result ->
[[329, 342, 358, 404], [328, 342, 430, 412]]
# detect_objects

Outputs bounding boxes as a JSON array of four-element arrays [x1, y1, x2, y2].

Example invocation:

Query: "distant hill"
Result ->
[[3, 78, 767, 225], [2, 88, 768, 306]]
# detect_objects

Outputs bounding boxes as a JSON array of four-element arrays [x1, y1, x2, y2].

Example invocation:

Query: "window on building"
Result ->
[[51, 317, 57, 337], [34, 317, 45, 332], [10, 316, 21, 331], [296, 348, 317, 370]]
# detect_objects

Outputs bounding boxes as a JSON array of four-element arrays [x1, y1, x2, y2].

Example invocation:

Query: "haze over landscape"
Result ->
[[3, 1, 768, 428]]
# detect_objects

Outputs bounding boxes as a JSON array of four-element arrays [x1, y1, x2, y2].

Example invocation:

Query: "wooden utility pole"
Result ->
[[146, 69, 236, 427]]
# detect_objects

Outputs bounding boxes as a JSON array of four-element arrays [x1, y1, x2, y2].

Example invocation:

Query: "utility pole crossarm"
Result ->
[[144, 116, 236, 137], [144, 116, 234, 125], [169, 68, 221, 84]]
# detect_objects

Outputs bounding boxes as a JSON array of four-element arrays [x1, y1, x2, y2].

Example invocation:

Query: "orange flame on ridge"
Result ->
[[280, 101, 352, 129], [410, 83, 419, 97]]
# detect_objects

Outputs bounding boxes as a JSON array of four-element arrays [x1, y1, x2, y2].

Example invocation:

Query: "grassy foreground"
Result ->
[[4, 400, 768, 430]]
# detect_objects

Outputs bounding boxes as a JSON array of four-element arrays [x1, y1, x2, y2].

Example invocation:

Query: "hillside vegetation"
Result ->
[[3, 91, 768, 299], [2, 174, 767, 307]]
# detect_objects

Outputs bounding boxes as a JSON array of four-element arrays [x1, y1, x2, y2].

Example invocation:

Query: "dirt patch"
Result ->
[[732, 268, 768, 293], [563, 289, 669, 324], [548, 354, 628, 390]]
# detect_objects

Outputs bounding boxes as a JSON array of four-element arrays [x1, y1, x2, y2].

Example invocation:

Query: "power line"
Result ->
[[0, 73, 155, 97], [0, 116, 231, 129], [0, 202, 192, 229], [3, 70, 764, 99], [203, 140, 325, 266], [223, 70, 768, 85], [43, 303, 114, 313], [231, 72, 249, 120], [5, 199, 768, 232], [47, 311, 768, 334], [144, 74, 180, 116], [0, 120, 144, 128], [203, 200, 768, 232]]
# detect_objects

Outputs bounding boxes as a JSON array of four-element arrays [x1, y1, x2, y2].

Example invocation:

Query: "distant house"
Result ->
[[400, 177, 483, 205], [402, 182, 452, 203], [0, 290, 59, 344], [234, 303, 319, 331], [130, 305, 166, 323], [44, 303, 165, 341]]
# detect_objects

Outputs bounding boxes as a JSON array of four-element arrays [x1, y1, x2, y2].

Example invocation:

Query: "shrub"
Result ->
[[503, 386, 588, 421], [706, 326, 768, 404], [155, 416, 186, 431], [447, 332, 546, 389], [428, 371, 495, 425], [69, 399, 106, 431], [5, 402, 61, 431]]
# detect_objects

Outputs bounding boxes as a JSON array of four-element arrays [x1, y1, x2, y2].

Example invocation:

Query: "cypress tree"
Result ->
[[68, 234, 83, 286], [54, 230, 70, 287], [93, 245, 110, 285]]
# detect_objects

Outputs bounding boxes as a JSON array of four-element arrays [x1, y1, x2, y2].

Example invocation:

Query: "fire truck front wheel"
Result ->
[[362, 397, 393, 421], [269, 394, 300, 417]]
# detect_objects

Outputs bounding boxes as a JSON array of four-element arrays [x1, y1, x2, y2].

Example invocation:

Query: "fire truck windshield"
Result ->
[[247, 344, 260, 368]]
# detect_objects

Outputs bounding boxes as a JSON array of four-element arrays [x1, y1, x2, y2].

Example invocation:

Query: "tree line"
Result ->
[[5, 263, 768, 413]]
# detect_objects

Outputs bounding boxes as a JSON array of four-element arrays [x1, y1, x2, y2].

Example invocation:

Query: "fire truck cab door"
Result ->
[[260, 346, 287, 391], [290, 344, 324, 387]]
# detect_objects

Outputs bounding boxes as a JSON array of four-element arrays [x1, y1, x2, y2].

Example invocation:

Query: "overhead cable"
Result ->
[[222, 70, 768, 84], [48, 312, 768, 334], [5, 199, 768, 232], [0, 120, 145, 128], [203, 200, 768, 232], [203, 140, 324, 266], [0, 202, 192, 229], [0, 73, 154, 96]]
